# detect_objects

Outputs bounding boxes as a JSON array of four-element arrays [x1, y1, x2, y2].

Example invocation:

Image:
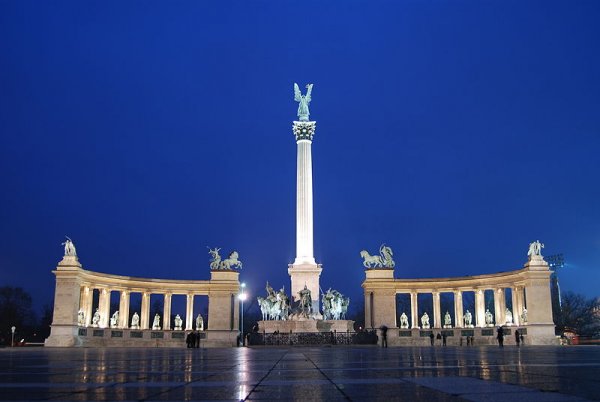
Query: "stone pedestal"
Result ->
[[288, 263, 322, 314], [258, 319, 354, 334]]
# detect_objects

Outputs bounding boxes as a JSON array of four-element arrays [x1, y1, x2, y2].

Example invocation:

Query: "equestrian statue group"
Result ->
[[208, 247, 243, 270]]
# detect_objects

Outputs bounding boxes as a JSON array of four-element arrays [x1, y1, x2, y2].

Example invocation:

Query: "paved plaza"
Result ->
[[0, 346, 599, 401]]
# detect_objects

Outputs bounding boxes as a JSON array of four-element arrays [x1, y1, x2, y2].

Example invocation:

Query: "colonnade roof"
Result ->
[[76, 268, 238, 294], [364, 267, 536, 292]]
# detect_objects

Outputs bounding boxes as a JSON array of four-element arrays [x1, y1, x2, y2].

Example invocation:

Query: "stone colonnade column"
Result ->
[[495, 288, 506, 325], [432, 291, 441, 328], [511, 287, 520, 326], [185, 294, 194, 330], [515, 286, 526, 323], [83, 286, 94, 326], [410, 292, 419, 329], [163, 293, 172, 330], [98, 288, 111, 328], [454, 290, 463, 328], [140, 292, 150, 329], [119, 290, 130, 328], [475, 289, 485, 327]]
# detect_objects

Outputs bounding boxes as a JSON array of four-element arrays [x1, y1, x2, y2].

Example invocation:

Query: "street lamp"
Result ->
[[238, 283, 247, 346], [11, 326, 15, 347]]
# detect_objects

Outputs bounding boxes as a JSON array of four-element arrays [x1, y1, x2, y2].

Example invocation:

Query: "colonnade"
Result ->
[[46, 254, 241, 347], [396, 286, 526, 329], [78, 286, 205, 330], [363, 254, 556, 344]]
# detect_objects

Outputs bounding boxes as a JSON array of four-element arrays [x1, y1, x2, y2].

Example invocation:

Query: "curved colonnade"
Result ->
[[363, 254, 556, 345], [45, 255, 241, 347]]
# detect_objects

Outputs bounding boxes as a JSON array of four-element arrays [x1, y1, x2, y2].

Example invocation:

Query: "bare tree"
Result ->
[[556, 291, 600, 335]]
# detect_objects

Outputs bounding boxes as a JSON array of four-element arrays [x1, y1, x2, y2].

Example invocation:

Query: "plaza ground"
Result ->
[[0, 346, 598, 401]]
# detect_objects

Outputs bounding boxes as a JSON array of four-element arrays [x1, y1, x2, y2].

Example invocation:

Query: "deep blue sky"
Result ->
[[1, 1, 599, 314]]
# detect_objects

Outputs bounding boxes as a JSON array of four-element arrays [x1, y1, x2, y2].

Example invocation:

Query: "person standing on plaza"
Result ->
[[442, 333, 447, 346], [515, 329, 521, 347], [497, 326, 504, 347], [380, 325, 388, 348], [429, 332, 434, 346]]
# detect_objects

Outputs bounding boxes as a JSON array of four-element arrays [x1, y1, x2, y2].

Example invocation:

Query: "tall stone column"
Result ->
[[84, 287, 94, 326], [185, 294, 194, 330], [454, 290, 463, 328], [288, 118, 322, 315], [432, 291, 441, 328], [475, 289, 485, 327], [163, 293, 172, 330], [140, 292, 150, 330], [495, 288, 506, 325], [98, 288, 111, 328], [119, 290, 130, 328], [511, 287, 520, 326], [410, 292, 419, 329]]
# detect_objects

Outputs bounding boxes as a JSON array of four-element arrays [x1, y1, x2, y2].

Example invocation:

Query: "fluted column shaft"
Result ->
[[119, 290, 129, 328], [163, 293, 172, 330], [410, 292, 419, 329], [294, 139, 315, 265], [475, 290, 485, 327], [140, 292, 150, 329], [432, 292, 441, 328], [99, 288, 111, 328], [185, 294, 194, 330], [454, 291, 463, 328]]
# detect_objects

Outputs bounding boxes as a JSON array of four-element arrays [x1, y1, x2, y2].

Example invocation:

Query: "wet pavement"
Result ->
[[0, 346, 599, 401]]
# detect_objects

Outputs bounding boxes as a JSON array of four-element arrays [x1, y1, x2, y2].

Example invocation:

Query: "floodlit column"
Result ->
[[432, 291, 441, 328], [494, 288, 505, 325], [475, 289, 485, 327], [140, 292, 150, 330], [454, 290, 463, 328], [185, 294, 194, 330], [84, 286, 94, 326], [98, 288, 111, 328], [410, 292, 419, 329], [163, 293, 172, 330], [119, 290, 129, 328], [511, 287, 520, 326]]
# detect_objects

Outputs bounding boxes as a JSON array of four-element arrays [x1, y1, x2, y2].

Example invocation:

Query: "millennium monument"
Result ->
[[257, 84, 353, 334]]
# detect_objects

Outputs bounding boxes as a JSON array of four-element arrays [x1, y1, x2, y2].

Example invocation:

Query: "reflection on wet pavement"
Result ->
[[0, 346, 598, 400]]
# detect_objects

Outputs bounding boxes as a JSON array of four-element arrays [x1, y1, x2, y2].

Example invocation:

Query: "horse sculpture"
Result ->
[[221, 251, 243, 269], [360, 250, 384, 268]]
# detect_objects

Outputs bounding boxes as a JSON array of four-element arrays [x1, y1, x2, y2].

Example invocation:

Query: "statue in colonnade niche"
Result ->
[[92, 308, 100, 327], [421, 312, 430, 329], [174, 314, 183, 330], [400, 312, 409, 328], [463, 310, 473, 327], [527, 240, 544, 257], [130, 312, 140, 329], [77, 309, 85, 326], [110, 311, 119, 328], [196, 314, 204, 331], [485, 309, 494, 326], [152, 313, 161, 330], [521, 308, 528, 324], [444, 311, 452, 328], [61, 236, 77, 257], [505, 308, 513, 325]]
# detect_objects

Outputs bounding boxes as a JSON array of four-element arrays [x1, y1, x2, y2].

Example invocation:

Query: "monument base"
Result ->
[[258, 319, 355, 334]]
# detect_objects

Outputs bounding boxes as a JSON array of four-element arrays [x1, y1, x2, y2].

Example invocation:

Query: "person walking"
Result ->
[[185, 332, 192, 348], [442, 333, 447, 346], [429, 332, 434, 346], [515, 329, 521, 347], [497, 326, 504, 347]]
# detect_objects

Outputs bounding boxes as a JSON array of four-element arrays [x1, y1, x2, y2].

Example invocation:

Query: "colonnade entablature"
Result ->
[[362, 252, 557, 345], [45, 254, 242, 347]]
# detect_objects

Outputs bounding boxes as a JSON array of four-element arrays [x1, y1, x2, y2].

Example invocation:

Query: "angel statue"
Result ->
[[62, 236, 77, 257], [208, 247, 222, 270], [294, 83, 313, 121]]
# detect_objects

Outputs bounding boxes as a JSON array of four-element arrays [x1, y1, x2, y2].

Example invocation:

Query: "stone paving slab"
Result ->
[[0, 346, 598, 401]]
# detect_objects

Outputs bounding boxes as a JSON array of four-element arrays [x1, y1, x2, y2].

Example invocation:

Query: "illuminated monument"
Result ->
[[288, 83, 322, 315]]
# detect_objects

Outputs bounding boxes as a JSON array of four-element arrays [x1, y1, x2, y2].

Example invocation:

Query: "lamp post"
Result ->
[[238, 283, 247, 346], [11, 326, 15, 347]]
